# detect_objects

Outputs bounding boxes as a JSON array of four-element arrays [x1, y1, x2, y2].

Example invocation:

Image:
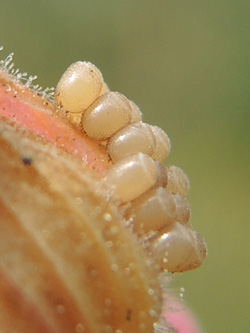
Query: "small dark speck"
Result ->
[[22, 157, 32, 166], [125, 308, 132, 321]]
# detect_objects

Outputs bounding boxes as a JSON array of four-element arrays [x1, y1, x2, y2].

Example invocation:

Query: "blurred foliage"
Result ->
[[0, 1, 249, 332]]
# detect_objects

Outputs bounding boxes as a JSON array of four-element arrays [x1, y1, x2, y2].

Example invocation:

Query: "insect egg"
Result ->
[[173, 194, 191, 224], [100, 81, 110, 95], [129, 100, 143, 123], [150, 125, 171, 163], [82, 91, 132, 140], [104, 153, 158, 203], [107, 121, 156, 162], [149, 222, 207, 273], [55, 61, 104, 116], [153, 160, 168, 189], [166, 165, 190, 196], [127, 187, 176, 234]]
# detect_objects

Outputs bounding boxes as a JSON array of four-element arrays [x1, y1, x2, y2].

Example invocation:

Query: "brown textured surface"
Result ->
[[0, 80, 161, 332]]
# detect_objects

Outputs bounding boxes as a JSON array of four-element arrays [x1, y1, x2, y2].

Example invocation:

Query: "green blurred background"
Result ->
[[1, 1, 249, 332]]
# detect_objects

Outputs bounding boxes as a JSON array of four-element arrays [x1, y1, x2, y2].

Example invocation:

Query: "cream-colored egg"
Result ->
[[104, 153, 158, 202], [173, 194, 191, 224], [129, 187, 176, 234], [149, 222, 207, 273], [100, 81, 110, 95], [55, 61, 104, 114], [166, 165, 190, 196], [153, 161, 168, 189], [150, 126, 171, 163], [107, 122, 156, 162], [129, 100, 142, 123], [82, 92, 132, 140]]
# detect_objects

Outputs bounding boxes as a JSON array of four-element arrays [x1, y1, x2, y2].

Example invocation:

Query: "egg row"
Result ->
[[55, 62, 170, 163], [55, 61, 206, 273], [105, 154, 206, 272]]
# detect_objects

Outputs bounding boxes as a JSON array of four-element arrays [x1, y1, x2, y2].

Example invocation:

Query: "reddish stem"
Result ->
[[0, 70, 110, 173]]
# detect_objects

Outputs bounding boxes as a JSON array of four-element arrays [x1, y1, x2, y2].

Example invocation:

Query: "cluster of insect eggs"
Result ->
[[55, 61, 206, 274]]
